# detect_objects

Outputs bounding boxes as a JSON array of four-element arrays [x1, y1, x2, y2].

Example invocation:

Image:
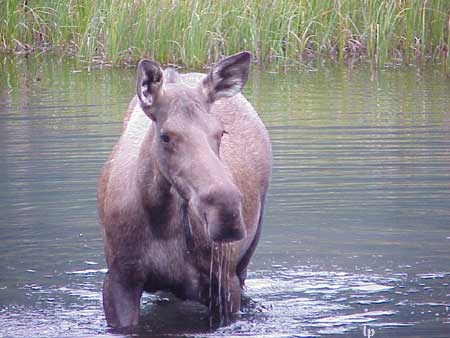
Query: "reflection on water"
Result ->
[[0, 55, 449, 337]]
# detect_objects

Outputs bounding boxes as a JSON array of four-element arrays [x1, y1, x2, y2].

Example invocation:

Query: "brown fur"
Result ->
[[97, 52, 271, 329]]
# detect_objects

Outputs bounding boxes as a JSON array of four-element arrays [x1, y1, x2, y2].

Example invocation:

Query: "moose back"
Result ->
[[97, 52, 272, 328]]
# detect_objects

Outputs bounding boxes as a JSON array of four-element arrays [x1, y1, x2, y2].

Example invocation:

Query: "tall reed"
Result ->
[[1, 0, 449, 68]]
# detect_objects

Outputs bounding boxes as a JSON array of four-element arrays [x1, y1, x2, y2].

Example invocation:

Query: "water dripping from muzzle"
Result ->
[[209, 244, 214, 328], [208, 242, 233, 329]]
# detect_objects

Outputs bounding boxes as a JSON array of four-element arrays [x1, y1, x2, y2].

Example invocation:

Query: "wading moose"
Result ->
[[97, 51, 272, 328]]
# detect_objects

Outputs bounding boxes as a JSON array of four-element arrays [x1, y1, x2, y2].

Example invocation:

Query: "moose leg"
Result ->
[[209, 274, 241, 327], [102, 270, 143, 328], [236, 204, 265, 287], [223, 275, 241, 322]]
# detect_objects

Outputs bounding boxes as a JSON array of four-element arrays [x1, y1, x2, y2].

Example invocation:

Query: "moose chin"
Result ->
[[97, 51, 272, 329]]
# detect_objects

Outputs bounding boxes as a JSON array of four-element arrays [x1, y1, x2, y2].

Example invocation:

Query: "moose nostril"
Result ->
[[221, 209, 240, 224], [198, 183, 245, 243], [209, 224, 246, 243], [204, 205, 246, 243]]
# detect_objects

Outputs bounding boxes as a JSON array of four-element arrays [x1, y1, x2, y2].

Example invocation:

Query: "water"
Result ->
[[1, 55, 449, 337]]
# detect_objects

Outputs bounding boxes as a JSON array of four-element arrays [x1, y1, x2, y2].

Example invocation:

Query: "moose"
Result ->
[[97, 51, 272, 328]]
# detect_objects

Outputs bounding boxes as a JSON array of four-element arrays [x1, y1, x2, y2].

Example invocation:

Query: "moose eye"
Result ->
[[160, 134, 170, 143]]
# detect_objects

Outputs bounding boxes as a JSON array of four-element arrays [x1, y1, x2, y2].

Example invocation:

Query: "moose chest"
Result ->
[[138, 210, 206, 300]]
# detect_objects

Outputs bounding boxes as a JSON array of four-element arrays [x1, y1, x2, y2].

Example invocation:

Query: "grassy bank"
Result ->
[[1, 0, 449, 68]]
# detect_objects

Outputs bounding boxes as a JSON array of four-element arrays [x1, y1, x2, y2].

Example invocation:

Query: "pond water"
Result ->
[[0, 55, 449, 338]]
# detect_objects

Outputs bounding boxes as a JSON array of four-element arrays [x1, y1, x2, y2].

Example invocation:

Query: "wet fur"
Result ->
[[97, 55, 271, 328]]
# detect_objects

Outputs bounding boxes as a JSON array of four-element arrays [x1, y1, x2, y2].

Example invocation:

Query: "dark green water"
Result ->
[[1, 55, 449, 338]]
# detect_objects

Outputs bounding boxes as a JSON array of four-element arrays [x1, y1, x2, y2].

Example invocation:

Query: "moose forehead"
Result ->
[[157, 83, 207, 113], [154, 83, 222, 131]]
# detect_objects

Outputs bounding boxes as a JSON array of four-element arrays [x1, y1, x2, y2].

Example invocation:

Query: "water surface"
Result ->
[[1, 55, 449, 337]]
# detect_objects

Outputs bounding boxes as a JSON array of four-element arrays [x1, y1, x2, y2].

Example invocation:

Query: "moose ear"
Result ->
[[136, 59, 163, 112], [202, 51, 251, 102]]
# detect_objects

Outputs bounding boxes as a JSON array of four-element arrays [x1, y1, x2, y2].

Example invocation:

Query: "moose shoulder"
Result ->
[[97, 52, 272, 329]]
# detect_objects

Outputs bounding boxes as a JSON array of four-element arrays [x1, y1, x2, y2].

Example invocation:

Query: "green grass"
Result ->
[[1, 0, 449, 68]]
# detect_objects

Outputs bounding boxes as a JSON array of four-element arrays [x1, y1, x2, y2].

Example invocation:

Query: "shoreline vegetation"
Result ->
[[1, 0, 450, 69]]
